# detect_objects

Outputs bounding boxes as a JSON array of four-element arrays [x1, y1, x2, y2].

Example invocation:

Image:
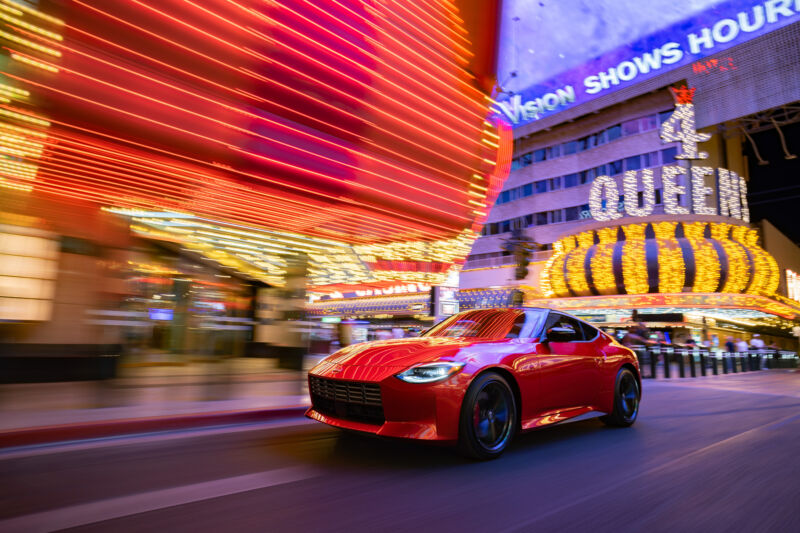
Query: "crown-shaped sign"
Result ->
[[669, 85, 696, 105]]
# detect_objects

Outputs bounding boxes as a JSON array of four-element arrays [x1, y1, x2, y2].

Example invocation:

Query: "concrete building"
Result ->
[[462, 89, 679, 292]]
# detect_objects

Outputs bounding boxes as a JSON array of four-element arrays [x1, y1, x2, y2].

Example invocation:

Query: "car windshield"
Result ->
[[422, 309, 546, 339]]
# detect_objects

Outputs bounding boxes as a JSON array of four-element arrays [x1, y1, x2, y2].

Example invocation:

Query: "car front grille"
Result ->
[[309, 376, 384, 425]]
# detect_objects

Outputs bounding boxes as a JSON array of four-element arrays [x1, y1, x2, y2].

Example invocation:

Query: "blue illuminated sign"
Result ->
[[496, 0, 800, 126], [149, 308, 174, 321]]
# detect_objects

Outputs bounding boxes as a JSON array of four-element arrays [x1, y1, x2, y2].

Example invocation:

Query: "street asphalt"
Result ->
[[1, 371, 798, 533]]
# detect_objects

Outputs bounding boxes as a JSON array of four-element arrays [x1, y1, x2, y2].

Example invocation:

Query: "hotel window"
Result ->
[[658, 109, 674, 124], [625, 155, 641, 171], [549, 176, 561, 190], [535, 180, 548, 194], [641, 151, 658, 167], [606, 124, 622, 141], [661, 146, 678, 164], [594, 164, 607, 176], [595, 130, 607, 145], [622, 119, 640, 136], [522, 183, 533, 197], [550, 210, 563, 223], [535, 212, 548, 225], [641, 114, 658, 131], [564, 173, 579, 188], [609, 159, 623, 175], [563, 140, 578, 155], [547, 145, 561, 159], [637, 191, 644, 208], [524, 214, 534, 226], [500, 220, 511, 233], [579, 170, 592, 184], [655, 188, 663, 204], [511, 152, 533, 170], [565, 206, 581, 221], [533, 148, 547, 162]]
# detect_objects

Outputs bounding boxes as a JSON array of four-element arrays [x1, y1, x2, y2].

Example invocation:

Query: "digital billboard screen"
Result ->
[[496, 0, 800, 127]]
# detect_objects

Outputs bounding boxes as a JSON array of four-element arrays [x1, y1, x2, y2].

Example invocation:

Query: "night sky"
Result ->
[[744, 120, 800, 245]]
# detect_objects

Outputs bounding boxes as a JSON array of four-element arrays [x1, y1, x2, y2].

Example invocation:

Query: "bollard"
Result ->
[[731, 352, 738, 373], [663, 348, 671, 379], [699, 350, 706, 376], [648, 347, 657, 379], [711, 352, 718, 375], [678, 349, 686, 378], [721, 352, 728, 374], [740, 352, 748, 372], [689, 350, 697, 377]]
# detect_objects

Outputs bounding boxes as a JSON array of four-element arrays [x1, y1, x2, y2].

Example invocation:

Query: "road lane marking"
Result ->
[[0, 418, 317, 460], [0, 466, 319, 533]]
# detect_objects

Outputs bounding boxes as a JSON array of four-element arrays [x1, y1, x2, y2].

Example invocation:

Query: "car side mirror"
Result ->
[[545, 326, 577, 343]]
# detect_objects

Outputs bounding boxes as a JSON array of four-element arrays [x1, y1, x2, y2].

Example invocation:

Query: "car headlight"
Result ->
[[395, 362, 466, 383]]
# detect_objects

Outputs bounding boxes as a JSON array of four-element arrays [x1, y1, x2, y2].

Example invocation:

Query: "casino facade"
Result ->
[[0, 1, 509, 376], [464, 12, 800, 348]]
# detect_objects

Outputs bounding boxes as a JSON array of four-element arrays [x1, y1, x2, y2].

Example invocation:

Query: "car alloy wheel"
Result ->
[[601, 368, 640, 427], [459, 372, 516, 460]]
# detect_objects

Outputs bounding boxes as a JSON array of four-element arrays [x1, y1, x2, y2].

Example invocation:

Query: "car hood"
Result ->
[[322, 337, 501, 369]]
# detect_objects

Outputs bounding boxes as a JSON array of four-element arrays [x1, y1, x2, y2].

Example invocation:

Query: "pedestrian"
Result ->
[[621, 326, 650, 347], [750, 334, 765, 350], [735, 338, 748, 352], [725, 336, 735, 353]]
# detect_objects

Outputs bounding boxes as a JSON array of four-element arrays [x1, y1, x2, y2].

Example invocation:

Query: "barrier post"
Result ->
[[649, 347, 657, 379], [678, 349, 686, 378], [699, 350, 706, 376], [689, 349, 697, 377], [711, 351, 718, 375], [663, 348, 671, 379], [731, 352, 738, 373]]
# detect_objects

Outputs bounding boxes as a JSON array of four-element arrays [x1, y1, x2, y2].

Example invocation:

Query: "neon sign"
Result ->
[[589, 86, 749, 222], [787, 269, 800, 301]]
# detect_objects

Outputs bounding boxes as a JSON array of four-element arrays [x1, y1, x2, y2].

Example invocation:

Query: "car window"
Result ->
[[504, 313, 526, 339], [580, 321, 599, 341], [543, 312, 585, 341], [423, 309, 548, 339]]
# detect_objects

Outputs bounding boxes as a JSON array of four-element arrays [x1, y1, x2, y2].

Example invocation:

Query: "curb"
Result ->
[[0, 406, 310, 449]]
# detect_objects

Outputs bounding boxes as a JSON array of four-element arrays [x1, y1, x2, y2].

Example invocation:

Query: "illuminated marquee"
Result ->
[[496, 0, 800, 126], [589, 86, 749, 222], [787, 269, 800, 301]]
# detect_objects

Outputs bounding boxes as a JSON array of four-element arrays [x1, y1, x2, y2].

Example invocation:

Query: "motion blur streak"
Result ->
[[0, 0, 507, 243]]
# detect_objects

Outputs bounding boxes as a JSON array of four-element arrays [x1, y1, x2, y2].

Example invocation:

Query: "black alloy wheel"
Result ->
[[458, 372, 517, 460], [601, 367, 640, 427]]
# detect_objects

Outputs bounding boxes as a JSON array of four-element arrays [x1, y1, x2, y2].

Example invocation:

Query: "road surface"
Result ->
[[1, 372, 799, 532]]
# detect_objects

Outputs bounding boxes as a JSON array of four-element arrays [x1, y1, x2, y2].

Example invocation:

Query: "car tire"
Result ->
[[458, 371, 517, 460], [600, 367, 640, 427]]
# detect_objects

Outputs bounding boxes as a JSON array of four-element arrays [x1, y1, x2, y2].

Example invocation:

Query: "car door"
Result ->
[[535, 312, 601, 412]]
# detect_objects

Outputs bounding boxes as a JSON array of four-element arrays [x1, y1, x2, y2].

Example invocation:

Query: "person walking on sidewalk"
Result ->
[[750, 334, 765, 369], [725, 336, 735, 353], [735, 338, 749, 352]]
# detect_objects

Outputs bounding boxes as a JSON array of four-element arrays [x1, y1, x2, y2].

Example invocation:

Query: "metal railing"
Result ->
[[629, 346, 799, 379]]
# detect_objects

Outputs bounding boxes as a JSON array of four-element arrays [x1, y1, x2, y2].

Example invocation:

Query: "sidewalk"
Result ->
[[0, 355, 325, 448]]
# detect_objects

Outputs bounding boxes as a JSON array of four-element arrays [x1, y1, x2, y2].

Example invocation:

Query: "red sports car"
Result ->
[[307, 308, 641, 459]]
